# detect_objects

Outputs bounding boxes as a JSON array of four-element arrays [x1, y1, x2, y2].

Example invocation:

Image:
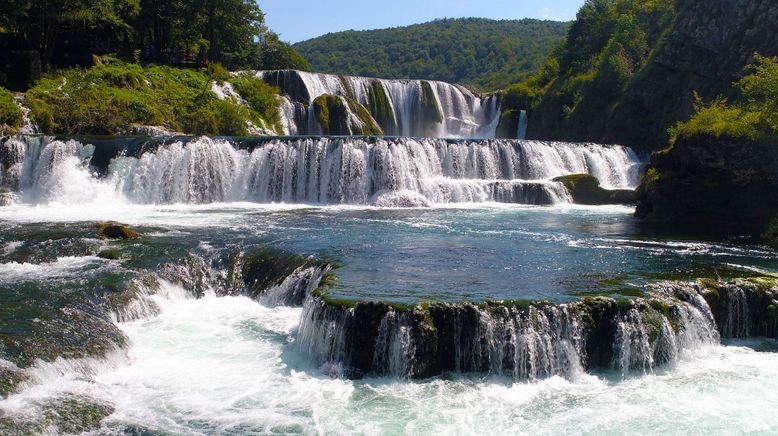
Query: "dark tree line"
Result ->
[[0, 0, 309, 89]]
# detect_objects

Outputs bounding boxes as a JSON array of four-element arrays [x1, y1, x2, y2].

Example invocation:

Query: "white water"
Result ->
[[257, 70, 501, 138], [3, 285, 778, 434], [1, 136, 641, 207]]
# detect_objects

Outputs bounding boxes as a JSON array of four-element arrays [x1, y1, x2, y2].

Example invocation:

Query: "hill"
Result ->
[[293, 18, 570, 91], [504, 0, 778, 151]]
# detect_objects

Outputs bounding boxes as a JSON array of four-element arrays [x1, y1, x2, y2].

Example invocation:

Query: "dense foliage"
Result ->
[[294, 18, 569, 91], [669, 55, 778, 143], [509, 0, 778, 150], [504, 0, 678, 146], [24, 59, 281, 135], [0, 0, 309, 89], [0, 87, 22, 133]]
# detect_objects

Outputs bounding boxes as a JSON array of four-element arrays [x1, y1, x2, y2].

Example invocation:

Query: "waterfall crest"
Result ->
[[257, 70, 501, 138], [1, 136, 642, 207]]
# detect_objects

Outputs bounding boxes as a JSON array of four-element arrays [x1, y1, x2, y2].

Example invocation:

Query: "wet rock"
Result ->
[[553, 174, 636, 205], [95, 222, 141, 240]]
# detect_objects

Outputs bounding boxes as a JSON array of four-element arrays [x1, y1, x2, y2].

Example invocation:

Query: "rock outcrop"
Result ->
[[635, 133, 778, 243]]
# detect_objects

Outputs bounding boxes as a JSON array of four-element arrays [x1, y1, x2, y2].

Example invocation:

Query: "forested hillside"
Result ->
[[294, 18, 570, 91], [0, 0, 309, 89], [503, 0, 778, 151]]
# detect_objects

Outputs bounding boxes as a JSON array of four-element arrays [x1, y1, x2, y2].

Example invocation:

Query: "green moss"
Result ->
[[367, 81, 395, 131], [495, 109, 520, 139], [95, 222, 141, 240], [313, 94, 382, 135], [0, 366, 26, 398], [419, 81, 444, 125], [97, 249, 124, 260], [42, 396, 114, 434], [743, 277, 778, 293], [230, 75, 283, 133], [0, 87, 22, 133], [553, 173, 636, 205]]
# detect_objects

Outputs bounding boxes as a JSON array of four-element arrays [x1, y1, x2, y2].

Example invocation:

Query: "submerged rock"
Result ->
[[553, 173, 636, 205], [0, 395, 114, 434], [95, 222, 141, 240]]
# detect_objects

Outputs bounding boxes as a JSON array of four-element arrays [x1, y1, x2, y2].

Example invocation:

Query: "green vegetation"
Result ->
[[669, 56, 778, 143], [22, 59, 282, 135], [0, 86, 22, 133], [231, 74, 283, 133], [313, 94, 383, 136], [504, 0, 677, 147], [0, 0, 307, 89], [294, 18, 570, 91]]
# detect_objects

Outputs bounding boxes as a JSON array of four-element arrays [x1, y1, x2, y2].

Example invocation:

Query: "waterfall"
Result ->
[[294, 284, 728, 380], [257, 70, 501, 138], [517, 110, 528, 140], [2, 136, 642, 207], [612, 298, 720, 375]]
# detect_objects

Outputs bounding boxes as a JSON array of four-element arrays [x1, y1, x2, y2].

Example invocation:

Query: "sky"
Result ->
[[260, 0, 585, 44]]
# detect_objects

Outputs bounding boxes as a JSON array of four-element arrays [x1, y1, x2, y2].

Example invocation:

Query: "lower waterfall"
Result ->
[[0, 135, 642, 207]]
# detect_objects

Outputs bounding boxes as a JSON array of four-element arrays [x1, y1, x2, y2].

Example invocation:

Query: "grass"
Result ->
[[0, 86, 22, 132], [23, 58, 282, 136]]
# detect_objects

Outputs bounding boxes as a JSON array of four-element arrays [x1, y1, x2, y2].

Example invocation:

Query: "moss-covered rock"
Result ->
[[0, 87, 22, 134], [95, 222, 141, 240], [553, 173, 636, 205], [415, 81, 444, 136], [0, 364, 26, 398], [367, 80, 397, 134], [495, 109, 520, 139], [312, 94, 383, 136], [0, 395, 114, 434], [635, 132, 778, 242]]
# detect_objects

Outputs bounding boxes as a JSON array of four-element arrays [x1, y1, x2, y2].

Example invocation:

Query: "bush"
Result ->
[[668, 56, 778, 143], [668, 98, 765, 142], [230, 75, 282, 133], [0, 87, 22, 131], [24, 60, 272, 136]]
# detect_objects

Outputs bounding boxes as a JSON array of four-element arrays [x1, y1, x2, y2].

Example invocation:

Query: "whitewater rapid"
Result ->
[[3, 283, 778, 434]]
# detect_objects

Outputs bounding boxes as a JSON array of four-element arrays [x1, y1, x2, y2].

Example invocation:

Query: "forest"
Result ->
[[0, 0, 309, 89], [294, 18, 569, 92]]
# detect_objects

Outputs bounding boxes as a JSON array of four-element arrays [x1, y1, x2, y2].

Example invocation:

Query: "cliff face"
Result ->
[[528, 0, 778, 151], [635, 133, 778, 241], [607, 0, 778, 149]]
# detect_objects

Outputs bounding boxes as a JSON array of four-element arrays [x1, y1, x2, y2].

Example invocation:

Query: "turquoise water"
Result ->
[[1, 204, 775, 305], [1, 135, 777, 434]]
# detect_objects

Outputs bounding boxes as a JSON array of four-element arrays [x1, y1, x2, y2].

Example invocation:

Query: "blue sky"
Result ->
[[260, 0, 585, 43]]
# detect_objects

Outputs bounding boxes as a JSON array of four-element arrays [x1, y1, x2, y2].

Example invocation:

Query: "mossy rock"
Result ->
[[95, 222, 141, 240], [367, 81, 397, 133], [495, 109, 520, 139], [97, 249, 124, 260], [313, 94, 383, 136], [553, 173, 636, 205], [415, 81, 444, 136], [42, 395, 114, 434], [0, 365, 27, 398]]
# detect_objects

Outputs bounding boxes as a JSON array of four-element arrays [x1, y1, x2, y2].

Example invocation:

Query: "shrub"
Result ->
[[0, 87, 22, 131], [230, 75, 282, 133]]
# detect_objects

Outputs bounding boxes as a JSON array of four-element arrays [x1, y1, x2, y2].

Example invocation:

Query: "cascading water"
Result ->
[[1, 135, 642, 207], [257, 70, 501, 138]]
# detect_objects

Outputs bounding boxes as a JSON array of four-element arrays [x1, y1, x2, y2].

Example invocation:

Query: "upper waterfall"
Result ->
[[257, 70, 501, 138], [0, 136, 642, 207]]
